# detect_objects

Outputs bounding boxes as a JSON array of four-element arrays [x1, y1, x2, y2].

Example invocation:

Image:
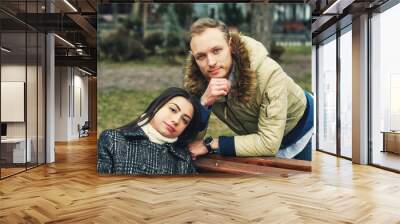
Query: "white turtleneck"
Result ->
[[139, 119, 178, 145]]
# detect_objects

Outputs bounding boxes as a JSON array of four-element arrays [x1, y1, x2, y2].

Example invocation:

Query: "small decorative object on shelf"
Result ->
[[381, 131, 400, 154]]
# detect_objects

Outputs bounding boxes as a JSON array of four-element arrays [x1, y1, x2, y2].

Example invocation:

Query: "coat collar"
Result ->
[[184, 32, 257, 103], [117, 125, 190, 161]]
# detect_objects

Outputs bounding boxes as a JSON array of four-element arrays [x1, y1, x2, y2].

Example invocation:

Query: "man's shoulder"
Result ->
[[234, 34, 269, 72], [238, 35, 269, 56]]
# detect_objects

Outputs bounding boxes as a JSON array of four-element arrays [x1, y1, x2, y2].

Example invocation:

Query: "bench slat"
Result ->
[[194, 157, 303, 176], [206, 155, 312, 172]]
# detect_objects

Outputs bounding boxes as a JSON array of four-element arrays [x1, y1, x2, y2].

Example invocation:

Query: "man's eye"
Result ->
[[213, 49, 221, 54], [196, 55, 205, 60]]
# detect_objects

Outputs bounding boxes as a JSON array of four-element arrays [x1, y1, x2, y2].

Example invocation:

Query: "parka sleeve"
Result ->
[[193, 103, 212, 141], [97, 129, 115, 174], [233, 56, 288, 156]]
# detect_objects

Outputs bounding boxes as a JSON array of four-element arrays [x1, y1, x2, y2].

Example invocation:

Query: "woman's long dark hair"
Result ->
[[119, 87, 201, 145]]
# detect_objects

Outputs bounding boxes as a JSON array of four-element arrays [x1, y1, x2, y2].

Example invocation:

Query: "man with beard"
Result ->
[[184, 18, 314, 161]]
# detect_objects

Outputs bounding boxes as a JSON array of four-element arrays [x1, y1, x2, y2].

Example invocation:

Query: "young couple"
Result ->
[[97, 17, 314, 175]]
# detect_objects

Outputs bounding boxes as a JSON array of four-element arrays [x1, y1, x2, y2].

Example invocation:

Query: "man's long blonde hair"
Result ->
[[189, 17, 230, 42]]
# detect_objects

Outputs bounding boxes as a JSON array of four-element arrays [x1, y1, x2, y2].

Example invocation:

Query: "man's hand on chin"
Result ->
[[200, 78, 231, 107]]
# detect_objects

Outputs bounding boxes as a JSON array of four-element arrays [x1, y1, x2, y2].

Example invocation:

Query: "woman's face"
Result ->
[[150, 96, 194, 139]]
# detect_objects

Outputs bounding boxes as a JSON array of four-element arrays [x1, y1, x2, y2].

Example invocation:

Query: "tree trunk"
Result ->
[[131, 3, 140, 20], [251, 4, 274, 52], [142, 3, 148, 37]]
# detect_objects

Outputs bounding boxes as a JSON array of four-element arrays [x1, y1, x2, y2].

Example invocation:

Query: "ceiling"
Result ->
[[0, 0, 97, 75], [307, 0, 390, 44]]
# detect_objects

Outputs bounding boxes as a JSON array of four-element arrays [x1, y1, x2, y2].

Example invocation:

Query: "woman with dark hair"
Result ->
[[97, 87, 202, 175]]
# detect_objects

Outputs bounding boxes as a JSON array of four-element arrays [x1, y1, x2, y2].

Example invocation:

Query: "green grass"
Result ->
[[98, 90, 162, 134], [292, 73, 312, 93], [283, 45, 311, 55], [98, 89, 234, 137], [98, 55, 187, 69]]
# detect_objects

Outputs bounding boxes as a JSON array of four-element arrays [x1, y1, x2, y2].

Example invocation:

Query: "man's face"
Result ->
[[190, 28, 233, 80]]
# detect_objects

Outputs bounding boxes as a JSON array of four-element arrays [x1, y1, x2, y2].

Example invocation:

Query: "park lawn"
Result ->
[[283, 45, 311, 55], [292, 72, 311, 93], [99, 55, 186, 69]]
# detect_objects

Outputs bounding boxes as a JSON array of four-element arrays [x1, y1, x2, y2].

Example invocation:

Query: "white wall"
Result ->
[[1, 65, 32, 137], [55, 66, 69, 141], [55, 67, 89, 141], [311, 45, 316, 151]]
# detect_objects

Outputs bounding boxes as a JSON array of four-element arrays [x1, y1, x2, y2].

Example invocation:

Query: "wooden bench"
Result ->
[[194, 155, 311, 175]]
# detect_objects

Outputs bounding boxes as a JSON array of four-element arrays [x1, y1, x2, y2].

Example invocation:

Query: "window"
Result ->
[[339, 26, 352, 158], [370, 3, 400, 171], [317, 35, 337, 154], [0, 1, 46, 179]]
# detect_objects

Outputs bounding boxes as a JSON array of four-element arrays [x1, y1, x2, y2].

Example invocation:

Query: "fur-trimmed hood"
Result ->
[[183, 33, 268, 103]]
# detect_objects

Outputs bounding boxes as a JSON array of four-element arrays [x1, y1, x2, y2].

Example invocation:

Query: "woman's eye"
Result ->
[[170, 107, 177, 113], [182, 119, 189, 125]]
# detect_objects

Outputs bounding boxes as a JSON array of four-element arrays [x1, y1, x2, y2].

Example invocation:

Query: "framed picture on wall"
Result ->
[[1, 81, 25, 122]]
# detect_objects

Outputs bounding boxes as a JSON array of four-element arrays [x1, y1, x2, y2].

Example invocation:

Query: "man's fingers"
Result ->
[[210, 78, 230, 85], [210, 82, 230, 89], [203, 78, 231, 106], [210, 86, 229, 94], [209, 83, 230, 93], [211, 89, 228, 97]]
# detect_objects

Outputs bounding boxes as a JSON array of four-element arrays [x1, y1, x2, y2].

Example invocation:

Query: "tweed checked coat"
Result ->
[[97, 126, 197, 175]]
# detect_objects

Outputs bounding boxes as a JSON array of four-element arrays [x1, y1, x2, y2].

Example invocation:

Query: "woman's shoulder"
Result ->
[[100, 125, 144, 138], [99, 128, 120, 139], [99, 126, 149, 145], [98, 128, 129, 145]]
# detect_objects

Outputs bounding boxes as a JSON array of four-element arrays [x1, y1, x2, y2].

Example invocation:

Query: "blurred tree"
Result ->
[[143, 31, 164, 55], [101, 30, 146, 61], [221, 4, 244, 27], [121, 16, 142, 40], [128, 3, 149, 38], [142, 3, 148, 37], [155, 4, 168, 15], [131, 3, 140, 20], [162, 5, 186, 62], [163, 5, 181, 46], [250, 4, 274, 52], [174, 4, 194, 29]]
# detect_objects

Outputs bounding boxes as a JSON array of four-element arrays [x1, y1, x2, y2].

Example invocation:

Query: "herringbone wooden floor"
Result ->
[[1, 134, 400, 224]]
